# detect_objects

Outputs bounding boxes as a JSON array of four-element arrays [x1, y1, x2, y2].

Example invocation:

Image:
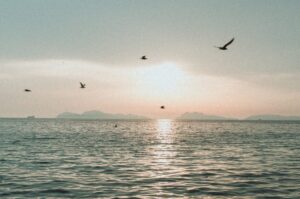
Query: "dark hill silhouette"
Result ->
[[245, 114, 300, 121], [177, 112, 235, 120], [57, 110, 149, 120]]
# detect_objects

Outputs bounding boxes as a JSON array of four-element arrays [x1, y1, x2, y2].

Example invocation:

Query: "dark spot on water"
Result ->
[[0, 175, 5, 181], [11, 140, 21, 144], [187, 187, 211, 193], [34, 161, 52, 164], [24, 137, 58, 140], [103, 168, 115, 173], [40, 189, 70, 194], [112, 197, 141, 199], [0, 191, 33, 197], [181, 172, 216, 178], [207, 191, 236, 196]]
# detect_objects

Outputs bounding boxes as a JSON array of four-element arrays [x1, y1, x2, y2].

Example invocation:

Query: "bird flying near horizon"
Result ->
[[140, 55, 148, 60], [80, 82, 86, 89], [24, 89, 31, 92], [160, 105, 165, 109], [215, 37, 235, 50]]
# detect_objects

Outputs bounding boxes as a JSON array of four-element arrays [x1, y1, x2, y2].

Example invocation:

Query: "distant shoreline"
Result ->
[[1, 118, 300, 123]]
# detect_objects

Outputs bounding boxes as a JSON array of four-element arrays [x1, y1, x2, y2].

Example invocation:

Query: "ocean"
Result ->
[[0, 119, 299, 198]]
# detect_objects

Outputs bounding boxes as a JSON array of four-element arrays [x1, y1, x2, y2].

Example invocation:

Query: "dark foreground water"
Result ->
[[0, 119, 300, 198]]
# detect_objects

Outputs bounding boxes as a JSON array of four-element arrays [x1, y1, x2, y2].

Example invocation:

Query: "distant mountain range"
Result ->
[[245, 114, 300, 121], [56, 111, 300, 121], [176, 112, 234, 120], [177, 112, 300, 121], [57, 111, 149, 120]]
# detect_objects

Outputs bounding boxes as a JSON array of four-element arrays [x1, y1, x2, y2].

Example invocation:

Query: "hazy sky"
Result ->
[[0, 0, 300, 118]]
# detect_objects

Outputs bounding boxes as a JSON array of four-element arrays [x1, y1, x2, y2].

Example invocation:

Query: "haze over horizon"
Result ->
[[1, 0, 300, 118]]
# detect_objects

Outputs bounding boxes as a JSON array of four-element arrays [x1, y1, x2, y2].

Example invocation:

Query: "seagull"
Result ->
[[160, 105, 165, 109], [80, 82, 86, 89], [140, 55, 147, 60], [215, 37, 235, 50], [24, 89, 31, 92]]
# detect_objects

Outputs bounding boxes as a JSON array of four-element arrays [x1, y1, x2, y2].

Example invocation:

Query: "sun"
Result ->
[[135, 62, 188, 99]]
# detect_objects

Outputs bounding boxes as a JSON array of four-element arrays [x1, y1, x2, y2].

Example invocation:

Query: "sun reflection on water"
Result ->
[[156, 119, 173, 141], [153, 119, 176, 166]]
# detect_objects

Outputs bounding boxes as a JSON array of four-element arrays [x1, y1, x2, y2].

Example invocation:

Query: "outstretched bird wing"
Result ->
[[223, 38, 234, 48], [80, 82, 85, 87]]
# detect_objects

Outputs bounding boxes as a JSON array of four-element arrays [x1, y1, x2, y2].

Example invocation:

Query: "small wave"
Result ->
[[0, 191, 32, 197], [181, 172, 216, 178], [33, 161, 52, 164], [11, 140, 21, 144], [0, 189, 71, 197], [39, 189, 70, 194], [187, 187, 211, 193], [23, 137, 59, 140]]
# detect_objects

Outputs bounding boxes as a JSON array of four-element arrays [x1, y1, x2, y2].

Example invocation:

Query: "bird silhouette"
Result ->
[[24, 89, 31, 92], [140, 55, 148, 60], [160, 105, 165, 109], [80, 82, 86, 89], [215, 37, 234, 50]]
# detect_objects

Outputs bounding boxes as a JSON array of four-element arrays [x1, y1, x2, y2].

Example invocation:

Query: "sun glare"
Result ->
[[154, 119, 175, 163], [157, 119, 172, 136], [156, 119, 175, 144], [135, 62, 188, 98]]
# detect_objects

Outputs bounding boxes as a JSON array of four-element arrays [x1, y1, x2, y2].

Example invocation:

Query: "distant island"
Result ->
[[177, 112, 235, 120], [57, 110, 149, 120], [245, 114, 300, 121], [176, 112, 300, 121], [56, 111, 300, 121]]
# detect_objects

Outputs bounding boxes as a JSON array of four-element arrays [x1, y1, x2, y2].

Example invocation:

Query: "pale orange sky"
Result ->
[[1, 59, 299, 118], [0, 1, 300, 118]]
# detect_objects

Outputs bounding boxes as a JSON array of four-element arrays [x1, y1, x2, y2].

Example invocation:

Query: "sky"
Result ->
[[0, 0, 300, 118]]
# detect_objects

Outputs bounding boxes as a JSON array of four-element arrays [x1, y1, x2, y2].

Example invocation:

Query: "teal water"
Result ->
[[0, 119, 300, 198]]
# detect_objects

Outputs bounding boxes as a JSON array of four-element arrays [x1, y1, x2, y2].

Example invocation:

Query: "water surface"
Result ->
[[0, 119, 300, 198]]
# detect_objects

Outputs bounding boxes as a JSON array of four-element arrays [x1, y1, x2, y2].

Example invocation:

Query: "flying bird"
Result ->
[[24, 89, 31, 92], [160, 105, 165, 109], [215, 37, 235, 50], [80, 82, 86, 89], [140, 55, 148, 60]]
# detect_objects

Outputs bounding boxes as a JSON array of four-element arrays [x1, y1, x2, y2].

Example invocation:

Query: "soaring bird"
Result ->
[[215, 37, 235, 50], [24, 89, 31, 92], [80, 82, 86, 89], [160, 105, 165, 109], [140, 55, 148, 60]]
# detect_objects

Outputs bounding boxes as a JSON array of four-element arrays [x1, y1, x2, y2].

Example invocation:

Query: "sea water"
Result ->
[[0, 119, 299, 198]]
